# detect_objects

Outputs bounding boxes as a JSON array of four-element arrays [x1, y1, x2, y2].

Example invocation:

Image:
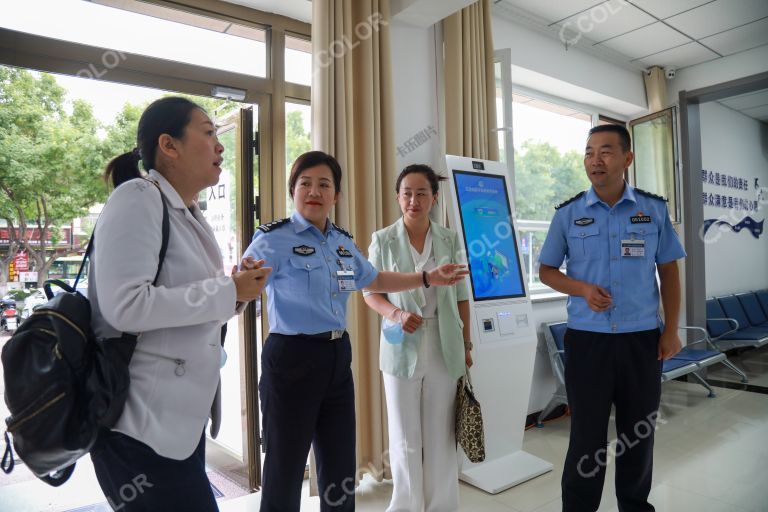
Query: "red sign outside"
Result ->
[[14, 251, 29, 272]]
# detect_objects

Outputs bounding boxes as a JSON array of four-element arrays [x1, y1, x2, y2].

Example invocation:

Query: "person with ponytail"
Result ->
[[88, 97, 271, 511]]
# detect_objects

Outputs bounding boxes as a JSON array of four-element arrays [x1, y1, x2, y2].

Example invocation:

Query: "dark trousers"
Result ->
[[259, 333, 356, 512], [561, 328, 662, 512], [91, 429, 217, 511]]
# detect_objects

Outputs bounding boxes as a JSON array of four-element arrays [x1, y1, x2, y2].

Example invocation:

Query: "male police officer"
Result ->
[[538, 125, 685, 512]]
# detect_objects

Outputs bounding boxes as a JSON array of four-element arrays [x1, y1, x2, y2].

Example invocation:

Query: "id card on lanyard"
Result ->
[[336, 259, 356, 291]]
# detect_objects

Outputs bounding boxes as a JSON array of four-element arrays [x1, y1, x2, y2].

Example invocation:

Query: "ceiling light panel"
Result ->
[[555, 0, 656, 44], [599, 22, 691, 59], [664, 0, 768, 39], [699, 17, 768, 55], [628, 0, 714, 20]]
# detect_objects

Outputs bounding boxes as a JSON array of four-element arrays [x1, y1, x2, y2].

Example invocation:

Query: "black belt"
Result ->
[[298, 330, 347, 341]]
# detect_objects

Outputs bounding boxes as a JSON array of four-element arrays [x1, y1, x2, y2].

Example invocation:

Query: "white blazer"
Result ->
[[89, 170, 237, 460]]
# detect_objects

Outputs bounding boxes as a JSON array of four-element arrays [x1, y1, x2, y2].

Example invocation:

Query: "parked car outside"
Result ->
[[20, 290, 48, 321]]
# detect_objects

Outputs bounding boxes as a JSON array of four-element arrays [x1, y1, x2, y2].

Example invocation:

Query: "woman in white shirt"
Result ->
[[364, 164, 473, 512], [88, 97, 270, 511]]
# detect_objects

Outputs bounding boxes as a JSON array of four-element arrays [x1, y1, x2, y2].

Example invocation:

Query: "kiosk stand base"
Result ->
[[459, 450, 553, 495]]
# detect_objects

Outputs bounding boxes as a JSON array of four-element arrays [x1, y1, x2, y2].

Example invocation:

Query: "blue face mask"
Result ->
[[382, 318, 405, 345]]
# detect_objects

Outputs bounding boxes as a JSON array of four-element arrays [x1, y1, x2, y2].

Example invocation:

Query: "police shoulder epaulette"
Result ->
[[554, 191, 585, 210], [634, 188, 668, 202], [332, 223, 354, 239], [257, 218, 290, 233]]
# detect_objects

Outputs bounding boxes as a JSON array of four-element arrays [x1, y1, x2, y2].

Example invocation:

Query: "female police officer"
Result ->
[[242, 151, 467, 512]]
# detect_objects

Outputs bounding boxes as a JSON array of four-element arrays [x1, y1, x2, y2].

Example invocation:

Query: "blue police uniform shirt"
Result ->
[[538, 183, 686, 334], [242, 211, 379, 335]]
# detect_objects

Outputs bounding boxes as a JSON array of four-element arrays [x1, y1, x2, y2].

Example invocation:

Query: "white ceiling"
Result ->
[[495, 0, 768, 70], [221, 0, 312, 23], [718, 88, 768, 122], [167, 0, 768, 123]]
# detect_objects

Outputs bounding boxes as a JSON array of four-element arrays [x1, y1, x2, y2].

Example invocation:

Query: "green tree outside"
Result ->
[[0, 67, 108, 287], [513, 140, 588, 221], [0, 68, 250, 288], [285, 108, 311, 215], [512, 140, 588, 288]]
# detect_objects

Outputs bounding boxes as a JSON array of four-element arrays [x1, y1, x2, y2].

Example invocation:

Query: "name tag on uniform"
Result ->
[[621, 239, 645, 257], [336, 270, 356, 291]]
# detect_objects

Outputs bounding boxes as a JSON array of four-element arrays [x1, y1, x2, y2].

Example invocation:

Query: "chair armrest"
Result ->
[[677, 325, 717, 350]]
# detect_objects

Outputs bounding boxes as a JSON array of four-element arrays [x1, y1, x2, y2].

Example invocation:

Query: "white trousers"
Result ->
[[383, 319, 460, 512]]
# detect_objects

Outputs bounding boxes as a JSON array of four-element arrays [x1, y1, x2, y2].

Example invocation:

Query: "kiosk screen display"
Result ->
[[453, 170, 526, 301]]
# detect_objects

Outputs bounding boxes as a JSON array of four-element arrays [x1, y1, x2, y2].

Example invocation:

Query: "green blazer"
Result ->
[[366, 218, 469, 379]]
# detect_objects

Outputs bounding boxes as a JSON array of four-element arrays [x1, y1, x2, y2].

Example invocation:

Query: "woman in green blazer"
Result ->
[[364, 164, 472, 512]]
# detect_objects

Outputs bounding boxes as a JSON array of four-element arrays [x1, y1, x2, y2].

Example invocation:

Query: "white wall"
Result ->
[[700, 102, 768, 297], [668, 45, 768, 101], [391, 0, 475, 27], [390, 20, 442, 174], [492, 15, 647, 118]]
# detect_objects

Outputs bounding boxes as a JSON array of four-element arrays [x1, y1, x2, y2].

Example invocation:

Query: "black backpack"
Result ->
[[1, 183, 169, 486]]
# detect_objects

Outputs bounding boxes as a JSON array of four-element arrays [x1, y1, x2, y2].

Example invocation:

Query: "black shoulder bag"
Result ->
[[1, 183, 169, 486]]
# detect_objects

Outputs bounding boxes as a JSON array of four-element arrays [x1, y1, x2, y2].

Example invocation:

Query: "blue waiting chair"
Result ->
[[672, 324, 747, 386], [538, 323, 568, 425], [756, 290, 768, 317], [736, 292, 768, 329], [537, 321, 727, 425], [658, 321, 736, 395], [708, 296, 768, 351]]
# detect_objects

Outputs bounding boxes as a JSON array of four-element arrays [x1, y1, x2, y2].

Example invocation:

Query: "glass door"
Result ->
[[199, 102, 265, 490]]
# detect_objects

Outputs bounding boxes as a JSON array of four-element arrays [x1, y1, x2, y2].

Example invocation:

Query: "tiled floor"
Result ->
[[707, 343, 768, 388], [2, 346, 767, 511], [220, 348, 768, 512]]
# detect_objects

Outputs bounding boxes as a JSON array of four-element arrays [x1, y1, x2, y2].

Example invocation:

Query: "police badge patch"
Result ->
[[293, 245, 316, 256], [336, 246, 353, 257], [574, 217, 595, 226]]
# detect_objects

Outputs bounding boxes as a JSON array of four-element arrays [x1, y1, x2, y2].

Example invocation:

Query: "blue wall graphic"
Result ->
[[702, 216, 764, 239]]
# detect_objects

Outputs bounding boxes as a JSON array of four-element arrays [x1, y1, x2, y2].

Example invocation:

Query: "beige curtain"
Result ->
[[443, 0, 499, 160], [644, 66, 668, 112], [310, 0, 396, 496]]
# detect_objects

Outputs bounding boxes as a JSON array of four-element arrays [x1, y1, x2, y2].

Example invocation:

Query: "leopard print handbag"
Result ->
[[455, 369, 486, 463]]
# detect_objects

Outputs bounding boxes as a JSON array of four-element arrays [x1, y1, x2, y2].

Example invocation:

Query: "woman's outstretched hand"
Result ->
[[426, 264, 469, 286]]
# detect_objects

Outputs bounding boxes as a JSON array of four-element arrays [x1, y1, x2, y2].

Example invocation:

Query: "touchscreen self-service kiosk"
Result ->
[[446, 155, 553, 494]]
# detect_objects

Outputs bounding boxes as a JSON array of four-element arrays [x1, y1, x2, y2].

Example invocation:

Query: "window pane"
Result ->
[[510, 93, 592, 293], [285, 102, 312, 216], [517, 225, 552, 292], [511, 93, 592, 223], [286, 35, 312, 86], [495, 61, 507, 163], [2, 0, 267, 77], [631, 109, 678, 222]]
